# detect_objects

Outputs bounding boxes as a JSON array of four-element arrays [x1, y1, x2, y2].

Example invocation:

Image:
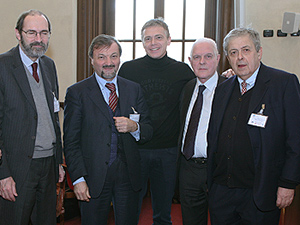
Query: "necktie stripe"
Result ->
[[105, 83, 118, 112]]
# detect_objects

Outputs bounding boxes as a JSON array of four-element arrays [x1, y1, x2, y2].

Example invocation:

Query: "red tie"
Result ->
[[105, 83, 118, 112], [31, 62, 39, 83], [241, 81, 247, 95]]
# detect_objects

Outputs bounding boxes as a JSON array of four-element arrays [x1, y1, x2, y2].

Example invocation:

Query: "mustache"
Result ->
[[103, 65, 115, 68], [30, 41, 46, 48]]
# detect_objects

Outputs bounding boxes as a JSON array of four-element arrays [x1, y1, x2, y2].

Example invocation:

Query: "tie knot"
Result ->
[[31, 62, 38, 71], [105, 83, 116, 92], [241, 81, 247, 87]]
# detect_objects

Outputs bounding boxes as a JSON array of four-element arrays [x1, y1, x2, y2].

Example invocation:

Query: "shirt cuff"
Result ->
[[130, 122, 140, 141], [73, 177, 85, 186]]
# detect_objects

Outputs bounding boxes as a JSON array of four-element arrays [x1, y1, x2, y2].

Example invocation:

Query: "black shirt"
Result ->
[[118, 54, 195, 149]]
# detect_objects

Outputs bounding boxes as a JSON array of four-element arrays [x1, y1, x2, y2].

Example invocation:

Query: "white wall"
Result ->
[[0, 1, 77, 101], [238, 0, 300, 78]]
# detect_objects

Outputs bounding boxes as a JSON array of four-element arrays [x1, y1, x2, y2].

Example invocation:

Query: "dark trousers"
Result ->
[[0, 156, 56, 225], [179, 154, 208, 225], [208, 183, 281, 225], [80, 157, 139, 225], [138, 147, 178, 225]]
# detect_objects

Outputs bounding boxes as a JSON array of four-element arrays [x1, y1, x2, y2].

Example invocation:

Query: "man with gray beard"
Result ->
[[0, 9, 64, 225]]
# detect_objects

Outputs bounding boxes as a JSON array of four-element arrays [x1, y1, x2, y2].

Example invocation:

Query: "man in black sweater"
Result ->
[[118, 18, 195, 224]]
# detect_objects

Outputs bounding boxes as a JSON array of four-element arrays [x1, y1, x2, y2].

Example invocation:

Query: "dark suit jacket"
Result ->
[[63, 75, 153, 197], [207, 63, 300, 211], [0, 46, 63, 189]]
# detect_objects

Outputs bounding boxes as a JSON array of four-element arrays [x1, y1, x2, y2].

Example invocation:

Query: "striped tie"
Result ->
[[105, 83, 118, 112], [241, 81, 247, 95]]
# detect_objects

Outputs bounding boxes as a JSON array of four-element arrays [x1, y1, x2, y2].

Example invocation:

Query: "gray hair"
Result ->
[[223, 27, 261, 56], [191, 37, 219, 56], [141, 18, 170, 40]]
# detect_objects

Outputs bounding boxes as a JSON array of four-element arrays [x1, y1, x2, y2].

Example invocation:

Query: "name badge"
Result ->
[[130, 107, 140, 122], [248, 104, 268, 128], [53, 92, 60, 113]]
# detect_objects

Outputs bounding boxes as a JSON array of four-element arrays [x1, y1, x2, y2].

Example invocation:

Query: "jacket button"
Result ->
[[105, 161, 108, 165], [31, 136, 36, 140]]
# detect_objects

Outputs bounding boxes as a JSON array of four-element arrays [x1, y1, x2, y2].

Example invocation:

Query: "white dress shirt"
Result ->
[[237, 64, 260, 93], [181, 72, 218, 158]]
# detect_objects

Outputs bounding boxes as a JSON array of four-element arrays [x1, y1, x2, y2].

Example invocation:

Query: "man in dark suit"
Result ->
[[178, 38, 225, 225], [63, 34, 153, 225], [207, 27, 300, 224], [0, 10, 64, 225]]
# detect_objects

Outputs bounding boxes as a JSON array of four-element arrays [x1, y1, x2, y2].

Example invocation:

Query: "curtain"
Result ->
[[77, 0, 115, 81], [205, 0, 234, 74]]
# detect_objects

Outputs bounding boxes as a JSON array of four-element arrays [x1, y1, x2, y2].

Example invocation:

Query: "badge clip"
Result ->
[[258, 104, 265, 115]]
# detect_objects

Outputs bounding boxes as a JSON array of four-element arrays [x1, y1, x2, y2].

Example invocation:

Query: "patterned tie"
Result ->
[[105, 83, 118, 112], [241, 81, 247, 95], [183, 85, 206, 160], [31, 62, 39, 83]]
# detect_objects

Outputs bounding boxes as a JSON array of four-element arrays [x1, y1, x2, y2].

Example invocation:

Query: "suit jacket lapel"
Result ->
[[181, 79, 197, 122], [248, 64, 270, 115], [87, 74, 112, 121], [117, 77, 129, 116], [39, 58, 55, 119], [214, 77, 236, 133], [11, 47, 36, 111]]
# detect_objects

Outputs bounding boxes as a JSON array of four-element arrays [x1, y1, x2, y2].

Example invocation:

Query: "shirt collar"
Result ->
[[196, 71, 218, 92], [95, 72, 118, 91], [237, 63, 261, 88]]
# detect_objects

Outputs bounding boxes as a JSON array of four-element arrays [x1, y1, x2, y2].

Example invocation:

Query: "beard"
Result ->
[[21, 36, 49, 59], [100, 65, 117, 80]]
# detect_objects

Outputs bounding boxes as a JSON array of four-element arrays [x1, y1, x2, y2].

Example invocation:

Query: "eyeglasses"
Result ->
[[22, 30, 51, 39]]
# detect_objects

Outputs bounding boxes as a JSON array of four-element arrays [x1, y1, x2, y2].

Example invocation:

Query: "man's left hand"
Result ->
[[113, 116, 138, 133], [276, 187, 295, 209]]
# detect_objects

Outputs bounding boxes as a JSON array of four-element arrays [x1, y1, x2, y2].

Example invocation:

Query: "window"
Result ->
[[115, 0, 206, 64]]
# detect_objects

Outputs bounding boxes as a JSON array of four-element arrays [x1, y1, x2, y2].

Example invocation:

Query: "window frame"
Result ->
[[76, 0, 233, 82]]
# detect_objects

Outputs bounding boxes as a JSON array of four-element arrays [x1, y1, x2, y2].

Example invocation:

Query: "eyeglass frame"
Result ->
[[21, 29, 51, 39]]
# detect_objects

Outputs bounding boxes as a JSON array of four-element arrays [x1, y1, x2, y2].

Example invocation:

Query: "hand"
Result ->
[[0, 149, 2, 159], [0, 176, 18, 201], [113, 116, 138, 133], [58, 164, 65, 183], [74, 181, 91, 202], [222, 68, 235, 78], [276, 187, 295, 209]]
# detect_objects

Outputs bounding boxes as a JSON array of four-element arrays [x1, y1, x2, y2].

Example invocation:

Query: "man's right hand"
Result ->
[[222, 68, 235, 78], [74, 181, 91, 202], [0, 176, 18, 201]]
